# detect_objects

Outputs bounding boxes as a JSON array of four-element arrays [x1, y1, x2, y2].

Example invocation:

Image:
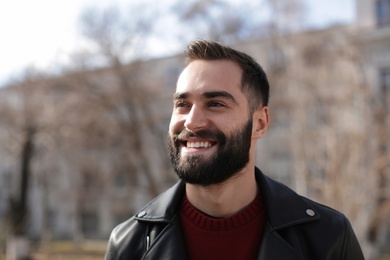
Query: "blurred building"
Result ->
[[355, 0, 390, 255], [0, 0, 389, 258]]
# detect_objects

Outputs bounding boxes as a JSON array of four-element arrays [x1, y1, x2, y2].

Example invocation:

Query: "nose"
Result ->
[[184, 105, 208, 131]]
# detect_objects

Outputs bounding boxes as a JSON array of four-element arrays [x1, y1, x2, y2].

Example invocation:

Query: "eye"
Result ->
[[174, 100, 186, 107], [176, 101, 187, 107], [174, 101, 191, 112], [208, 101, 226, 108]]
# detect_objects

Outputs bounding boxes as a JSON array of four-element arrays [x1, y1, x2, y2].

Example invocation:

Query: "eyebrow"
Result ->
[[173, 91, 238, 104]]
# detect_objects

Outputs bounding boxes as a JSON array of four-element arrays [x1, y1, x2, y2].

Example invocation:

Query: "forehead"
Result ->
[[176, 60, 243, 96]]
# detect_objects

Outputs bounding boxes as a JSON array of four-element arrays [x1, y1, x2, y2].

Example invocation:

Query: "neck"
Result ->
[[185, 163, 257, 218]]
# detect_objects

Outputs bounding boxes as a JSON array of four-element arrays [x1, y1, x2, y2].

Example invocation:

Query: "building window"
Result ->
[[267, 44, 287, 74], [114, 172, 129, 189], [376, 0, 390, 27], [379, 67, 390, 105], [81, 209, 98, 238]]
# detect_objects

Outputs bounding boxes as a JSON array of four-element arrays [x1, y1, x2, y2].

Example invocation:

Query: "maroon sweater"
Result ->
[[179, 193, 265, 260]]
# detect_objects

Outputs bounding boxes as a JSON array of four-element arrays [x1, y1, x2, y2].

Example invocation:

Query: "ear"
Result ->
[[252, 106, 269, 140]]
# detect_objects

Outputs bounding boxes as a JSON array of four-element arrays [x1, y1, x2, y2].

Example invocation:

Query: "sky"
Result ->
[[0, 0, 355, 87]]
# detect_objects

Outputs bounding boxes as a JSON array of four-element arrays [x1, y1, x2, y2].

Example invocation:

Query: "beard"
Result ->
[[168, 119, 253, 186]]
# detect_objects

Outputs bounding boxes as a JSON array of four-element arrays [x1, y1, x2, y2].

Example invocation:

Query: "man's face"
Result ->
[[168, 60, 255, 186]]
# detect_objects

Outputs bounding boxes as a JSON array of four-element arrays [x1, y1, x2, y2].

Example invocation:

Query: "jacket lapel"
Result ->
[[255, 169, 320, 259], [143, 214, 188, 260], [258, 222, 305, 260], [135, 181, 188, 259]]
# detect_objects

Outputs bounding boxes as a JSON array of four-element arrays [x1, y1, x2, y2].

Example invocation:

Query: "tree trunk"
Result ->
[[7, 126, 35, 259]]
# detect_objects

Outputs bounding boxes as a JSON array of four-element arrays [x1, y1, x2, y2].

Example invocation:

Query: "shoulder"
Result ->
[[260, 170, 351, 231], [298, 196, 364, 259], [256, 168, 364, 259], [105, 217, 147, 260], [105, 180, 185, 260], [256, 168, 348, 226], [299, 195, 353, 235]]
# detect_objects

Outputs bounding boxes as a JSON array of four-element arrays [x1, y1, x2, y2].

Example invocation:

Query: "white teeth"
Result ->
[[186, 141, 212, 148]]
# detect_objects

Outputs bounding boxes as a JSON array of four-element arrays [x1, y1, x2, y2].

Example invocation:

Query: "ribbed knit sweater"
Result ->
[[179, 193, 265, 260]]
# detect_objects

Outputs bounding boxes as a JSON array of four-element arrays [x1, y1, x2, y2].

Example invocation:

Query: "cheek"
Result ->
[[215, 117, 243, 132], [169, 115, 182, 134]]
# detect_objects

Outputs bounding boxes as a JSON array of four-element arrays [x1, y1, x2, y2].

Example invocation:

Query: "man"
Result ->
[[105, 40, 364, 259]]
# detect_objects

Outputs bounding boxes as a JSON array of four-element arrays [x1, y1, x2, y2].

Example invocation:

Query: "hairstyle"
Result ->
[[184, 39, 269, 112]]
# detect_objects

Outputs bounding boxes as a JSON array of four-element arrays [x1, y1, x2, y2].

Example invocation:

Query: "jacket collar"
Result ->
[[134, 180, 185, 223], [135, 167, 320, 229]]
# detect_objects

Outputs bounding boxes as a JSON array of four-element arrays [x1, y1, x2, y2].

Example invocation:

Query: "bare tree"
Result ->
[[39, 4, 179, 238], [75, 4, 173, 195], [0, 70, 51, 259], [78, 4, 154, 64], [172, 0, 267, 43]]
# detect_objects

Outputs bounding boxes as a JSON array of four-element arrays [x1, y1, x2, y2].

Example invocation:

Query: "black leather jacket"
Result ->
[[105, 168, 364, 259]]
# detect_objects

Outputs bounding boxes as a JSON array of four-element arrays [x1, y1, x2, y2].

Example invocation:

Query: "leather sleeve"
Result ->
[[340, 217, 365, 260]]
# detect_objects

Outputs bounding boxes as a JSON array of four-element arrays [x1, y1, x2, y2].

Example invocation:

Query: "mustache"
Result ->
[[177, 129, 217, 139], [172, 129, 225, 143]]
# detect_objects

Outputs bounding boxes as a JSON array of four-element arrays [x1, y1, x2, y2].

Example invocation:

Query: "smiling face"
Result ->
[[168, 59, 258, 186]]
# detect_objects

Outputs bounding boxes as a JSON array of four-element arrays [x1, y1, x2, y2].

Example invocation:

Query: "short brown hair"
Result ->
[[184, 39, 269, 112]]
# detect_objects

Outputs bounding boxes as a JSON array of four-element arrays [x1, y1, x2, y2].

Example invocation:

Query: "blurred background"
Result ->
[[0, 0, 389, 259]]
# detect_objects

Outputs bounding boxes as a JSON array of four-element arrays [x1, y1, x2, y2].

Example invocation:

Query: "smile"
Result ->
[[186, 141, 213, 148]]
